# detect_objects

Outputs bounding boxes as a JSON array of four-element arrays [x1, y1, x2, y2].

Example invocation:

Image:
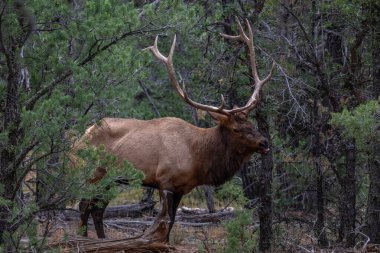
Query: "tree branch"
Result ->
[[138, 80, 161, 117], [280, 2, 314, 51], [24, 70, 72, 111], [79, 26, 173, 66]]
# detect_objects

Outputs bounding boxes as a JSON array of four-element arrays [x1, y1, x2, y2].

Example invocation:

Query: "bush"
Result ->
[[224, 211, 257, 253]]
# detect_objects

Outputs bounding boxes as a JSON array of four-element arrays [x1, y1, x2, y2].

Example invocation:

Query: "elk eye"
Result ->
[[232, 128, 239, 133]]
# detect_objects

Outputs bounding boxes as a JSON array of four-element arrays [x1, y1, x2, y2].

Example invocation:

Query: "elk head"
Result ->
[[208, 110, 270, 154], [145, 17, 274, 155]]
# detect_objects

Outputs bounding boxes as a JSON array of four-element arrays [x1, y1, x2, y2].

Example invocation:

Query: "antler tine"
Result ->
[[244, 18, 260, 87], [220, 33, 240, 41], [245, 18, 254, 42], [145, 35, 230, 115], [221, 16, 274, 113], [219, 95, 226, 110], [263, 61, 275, 83], [236, 17, 250, 42], [220, 17, 248, 42], [168, 34, 176, 62], [143, 36, 167, 63]]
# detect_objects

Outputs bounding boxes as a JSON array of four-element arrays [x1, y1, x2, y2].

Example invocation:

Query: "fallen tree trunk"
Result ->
[[50, 235, 171, 253], [106, 220, 214, 228], [104, 202, 156, 218], [176, 210, 235, 223], [64, 202, 156, 219]]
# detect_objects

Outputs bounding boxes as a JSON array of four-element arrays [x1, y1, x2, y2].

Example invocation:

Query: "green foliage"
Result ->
[[123, 160, 144, 187], [74, 146, 143, 202], [224, 211, 257, 253], [329, 99, 380, 147], [1, 0, 188, 250], [215, 177, 248, 207], [321, 0, 361, 19]]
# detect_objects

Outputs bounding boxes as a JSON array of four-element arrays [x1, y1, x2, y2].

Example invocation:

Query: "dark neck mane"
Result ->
[[194, 126, 251, 186]]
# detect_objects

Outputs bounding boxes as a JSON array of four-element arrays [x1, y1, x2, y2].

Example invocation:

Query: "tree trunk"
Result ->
[[338, 139, 356, 247], [240, 161, 259, 208], [314, 155, 327, 247], [203, 185, 216, 213], [364, 2, 380, 240], [256, 104, 273, 252], [312, 99, 328, 247], [364, 142, 380, 244], [368, 1, 380, 99], [324, 9, 358, 246], [0, 51, 21, 250]]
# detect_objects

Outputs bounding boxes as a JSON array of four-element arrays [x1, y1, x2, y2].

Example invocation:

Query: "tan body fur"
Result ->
[[80, 116, 254, 195]]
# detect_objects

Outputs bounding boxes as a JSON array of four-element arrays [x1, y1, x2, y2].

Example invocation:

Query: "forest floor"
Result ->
[[41, 206, 380, 253], [42, 206, 231, 252]]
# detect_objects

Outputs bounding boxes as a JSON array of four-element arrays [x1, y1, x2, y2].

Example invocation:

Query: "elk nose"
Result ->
[[259, 139, 269, 149]]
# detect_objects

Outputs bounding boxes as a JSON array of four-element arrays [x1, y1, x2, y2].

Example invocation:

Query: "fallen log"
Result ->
[[106, 220, 214, 228], [176, 210, 235, 223], [103, 209, 235, 229], [63, 202, 156, 219], [50, 235, 172, 253], [103, 202, 156, 218]]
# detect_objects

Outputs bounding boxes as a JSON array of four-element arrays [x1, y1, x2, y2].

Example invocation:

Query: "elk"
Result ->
[[76, 18, 273, 242]]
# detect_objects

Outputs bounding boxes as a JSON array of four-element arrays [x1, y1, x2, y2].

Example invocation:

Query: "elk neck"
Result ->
[[192, 125, 252, 187]]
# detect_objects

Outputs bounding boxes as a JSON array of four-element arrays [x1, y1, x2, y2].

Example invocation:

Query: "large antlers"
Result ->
[[221, 17, 275, 111], [144, 36, 233, 116], [144, 17, 274, 116]]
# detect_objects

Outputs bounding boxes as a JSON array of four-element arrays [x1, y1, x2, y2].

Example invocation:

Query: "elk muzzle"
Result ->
[[258, 138, 270, 154]]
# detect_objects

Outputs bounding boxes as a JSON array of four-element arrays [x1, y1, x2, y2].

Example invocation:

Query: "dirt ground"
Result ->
[[43, 209, 228, 252], [38, 206, 379, 253]]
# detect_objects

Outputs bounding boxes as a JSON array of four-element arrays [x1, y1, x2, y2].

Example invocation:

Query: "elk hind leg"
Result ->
[[144, 189, 171, 242], [90, 198, 109, 238], [78, 199, 92, 237]]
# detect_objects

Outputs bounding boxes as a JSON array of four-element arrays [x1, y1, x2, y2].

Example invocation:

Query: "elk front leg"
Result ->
[[167, 192, 182, 241], [144, 189, 171, 242]]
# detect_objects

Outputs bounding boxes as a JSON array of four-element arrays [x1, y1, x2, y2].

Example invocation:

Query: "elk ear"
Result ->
[[208, 111, 229, 124]]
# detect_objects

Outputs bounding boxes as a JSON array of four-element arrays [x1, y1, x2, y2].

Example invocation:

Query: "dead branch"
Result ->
[[50, 236, 172, 253]]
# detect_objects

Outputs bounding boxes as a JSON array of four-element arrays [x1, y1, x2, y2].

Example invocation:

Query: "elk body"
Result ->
[[77, 18, 273, 242]]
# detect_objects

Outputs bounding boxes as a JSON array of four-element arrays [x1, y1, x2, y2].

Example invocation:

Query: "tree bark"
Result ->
[[367, 1, 380, 99], [203, 185, 216, 213], [240, 161, 259, 208], [364, 142, 380, 244], [314, 155, 327, 247], [0, 79, 20, 249], [0, 41, 21, 251], [364, 2, 380, 241], [312, 99, 328, 247], [338, 139, 356, 247], [324, 10, 357, 246], [256, 104, 274, 252], [0, 2, 35, 249]]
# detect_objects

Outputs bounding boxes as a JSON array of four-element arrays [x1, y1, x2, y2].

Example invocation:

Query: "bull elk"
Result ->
[[77, 18, 273, 242]]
